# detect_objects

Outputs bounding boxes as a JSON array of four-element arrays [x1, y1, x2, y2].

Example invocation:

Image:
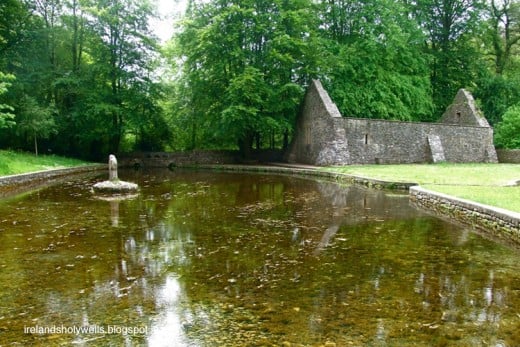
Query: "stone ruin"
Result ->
[[285, 80, 498, 166]]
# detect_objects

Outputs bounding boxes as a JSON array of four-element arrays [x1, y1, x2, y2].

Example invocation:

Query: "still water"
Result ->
[[0, 169, 519, 346]]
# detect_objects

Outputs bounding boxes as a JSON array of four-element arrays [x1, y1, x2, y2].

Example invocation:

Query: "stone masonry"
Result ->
[[285, 80, 498, 166], [410, 186, 520, 245]]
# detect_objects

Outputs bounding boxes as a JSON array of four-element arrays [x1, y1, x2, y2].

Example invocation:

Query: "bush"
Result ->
[[494, 105, 520, 149]]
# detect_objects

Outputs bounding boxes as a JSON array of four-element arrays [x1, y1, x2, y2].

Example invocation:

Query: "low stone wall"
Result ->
[[118, 150, 284, 168], [497, 149, 520, 163], [410, 186, 520, 245], [0, 164, 105, 198]]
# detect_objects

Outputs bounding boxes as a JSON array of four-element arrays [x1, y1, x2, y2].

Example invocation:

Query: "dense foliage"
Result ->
[[1, 0, 520, 159], [494, 104, 520, 148], [0, 0, 168, 159]]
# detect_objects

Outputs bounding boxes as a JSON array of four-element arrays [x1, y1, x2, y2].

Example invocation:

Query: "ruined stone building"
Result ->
[[285, 80, 498, 166]]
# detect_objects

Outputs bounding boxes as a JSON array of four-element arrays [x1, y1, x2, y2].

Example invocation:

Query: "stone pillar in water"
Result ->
[[108, 154, 118, 181]]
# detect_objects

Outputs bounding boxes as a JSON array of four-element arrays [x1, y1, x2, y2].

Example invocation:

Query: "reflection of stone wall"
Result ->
[[286, 80, 498, 166], [315, 180, 416, 221]]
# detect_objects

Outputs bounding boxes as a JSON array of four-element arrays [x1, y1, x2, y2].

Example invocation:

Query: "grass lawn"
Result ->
[[0, 150, 87, 176], [323, 163, 520, 212]]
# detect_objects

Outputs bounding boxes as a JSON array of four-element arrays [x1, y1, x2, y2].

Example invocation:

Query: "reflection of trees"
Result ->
[[297, 217, 519, 345], [0, 170, 519, 345], [0, 173, 176, 344], [133, 171, 520, 345]]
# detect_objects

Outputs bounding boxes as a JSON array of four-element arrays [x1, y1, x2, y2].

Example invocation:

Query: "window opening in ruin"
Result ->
[[364, 134, 369, 145], [456, 112, 461, 122]]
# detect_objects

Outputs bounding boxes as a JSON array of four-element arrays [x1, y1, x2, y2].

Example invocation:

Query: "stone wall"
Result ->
[[285, 80, 342, 165], [118, 150, 284, 168], [338, 118, 495, 164], [440, 89, 490, 127], [497, 149, 520, 163], [410, 186, 520, 245], [286, 80, 498, 166], [0, 164, 104, 198]]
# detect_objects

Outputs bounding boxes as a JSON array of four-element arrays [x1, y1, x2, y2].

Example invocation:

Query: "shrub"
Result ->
[[494, 105, 520, 149]]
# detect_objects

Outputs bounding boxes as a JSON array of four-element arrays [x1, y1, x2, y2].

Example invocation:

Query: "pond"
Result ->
[[0, 169, 519, 346]]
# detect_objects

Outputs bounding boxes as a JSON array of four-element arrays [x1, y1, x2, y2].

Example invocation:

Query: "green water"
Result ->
[[0, 170, 519, 346]]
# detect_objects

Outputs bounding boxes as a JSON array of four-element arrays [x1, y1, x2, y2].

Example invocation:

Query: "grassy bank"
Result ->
[[324, 163, 520, 212], [0, 150, 87, 176]]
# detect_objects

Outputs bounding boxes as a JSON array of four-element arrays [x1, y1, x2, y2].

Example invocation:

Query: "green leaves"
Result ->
[[1, 0, 519, 155], [494, 105, 520, 149], [172, 0, 318, 154], [15, 95, 57, 155], [320, 0, 433, 121], [0, 72, 15, 129]]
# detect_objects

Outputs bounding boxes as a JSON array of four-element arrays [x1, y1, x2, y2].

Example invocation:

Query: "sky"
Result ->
[[150, 0, 187, 42]]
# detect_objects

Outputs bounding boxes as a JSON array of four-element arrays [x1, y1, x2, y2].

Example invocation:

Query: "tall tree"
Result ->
[[15, 94, 57, 155], [487, 0, 520, 75], [84, 0, 159, 153], [0, 0, 30, 62], [414, 0, 485, 114], [317, 0, 433, 120], [174, 0, 321, 156], [474, 1, 520, 126], [31, 0, 63, 103]]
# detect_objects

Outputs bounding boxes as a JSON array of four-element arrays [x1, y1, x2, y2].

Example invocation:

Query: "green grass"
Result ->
[[323, 163, 520, 212], [0, 150, 87, 176], [422, 185, 520, 213]]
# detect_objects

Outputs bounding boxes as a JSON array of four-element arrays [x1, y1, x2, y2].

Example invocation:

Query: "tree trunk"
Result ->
[[34, 133, 38, 156], [283, 130, 289, 150], [239, 131, 254, 160]]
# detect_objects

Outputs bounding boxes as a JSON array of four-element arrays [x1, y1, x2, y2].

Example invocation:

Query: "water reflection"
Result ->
[[0, 169, 519, 346], [148, 275, 187, 347]]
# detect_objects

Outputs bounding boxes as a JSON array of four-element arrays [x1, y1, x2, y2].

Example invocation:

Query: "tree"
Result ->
[[2, 0, 520, 156], [125, 80, 172, 151], [0, 72, 15, 129], [414, 0, 486, 114], [29, 0, 66, 105], [317, 0, 433, 120], [494, 104, 520, 148], [16, 95, 57, 155], [473, 1, 520, 126], [85, 0, 159, 153], [0, 0, 30, 60], [173, 0, 321, 156], [487, 0, 520, 75], [474, 73, 520, 125]]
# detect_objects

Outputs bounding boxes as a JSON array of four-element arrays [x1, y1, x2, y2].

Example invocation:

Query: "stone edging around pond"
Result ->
[[0, 164, 105, 198], [410, 186, 520, 245]]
